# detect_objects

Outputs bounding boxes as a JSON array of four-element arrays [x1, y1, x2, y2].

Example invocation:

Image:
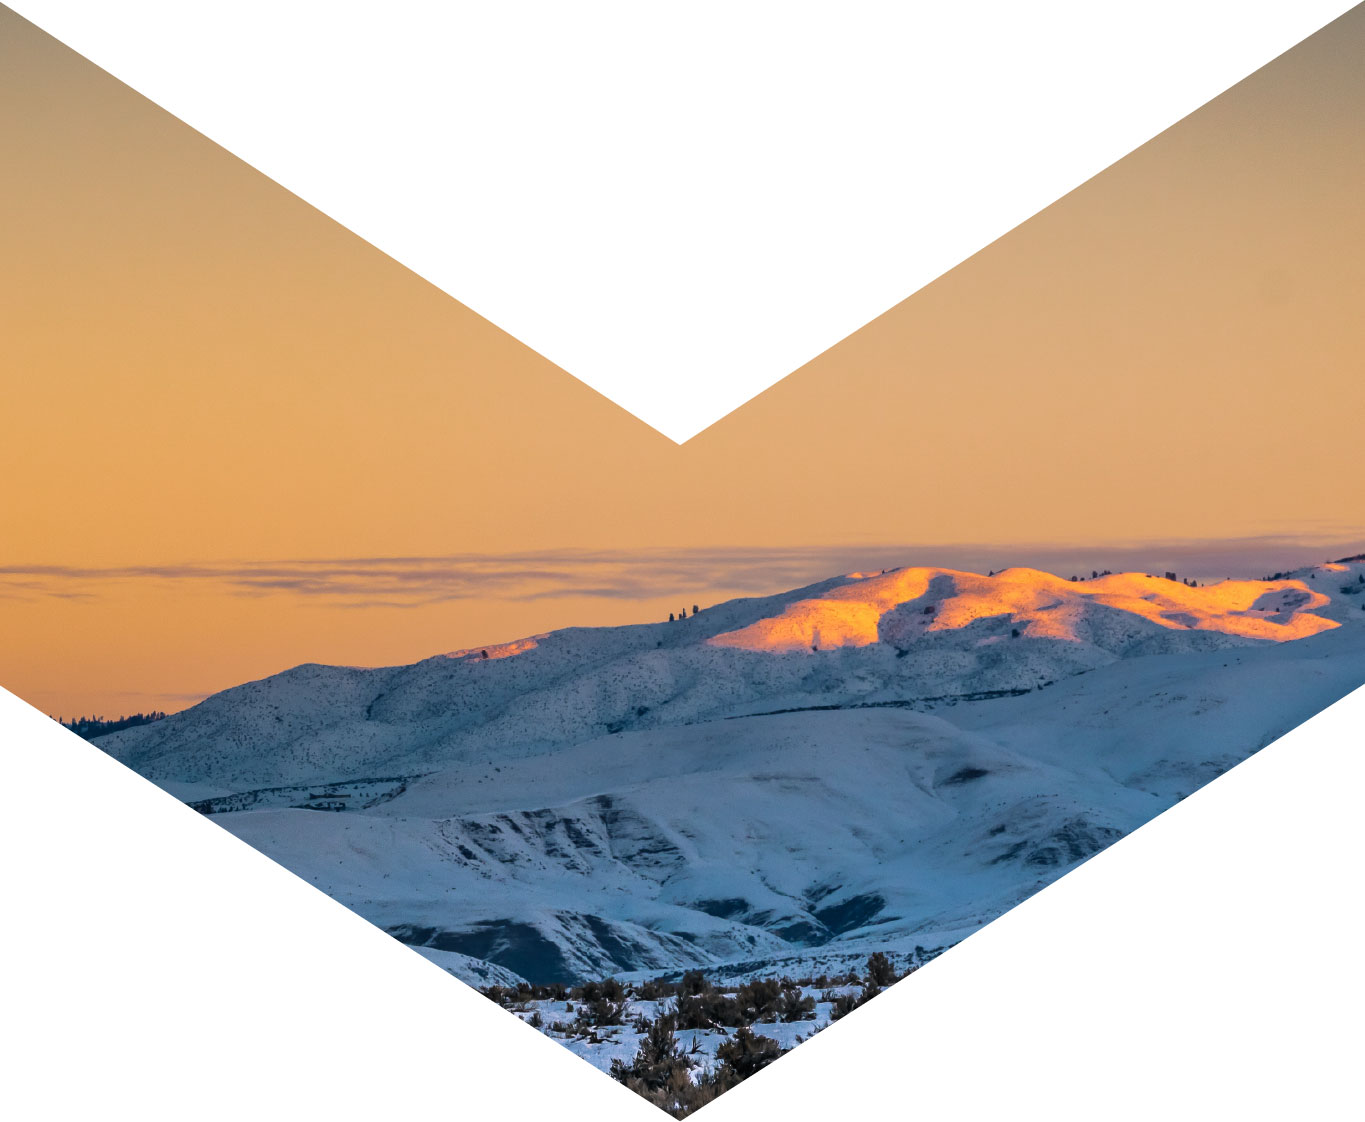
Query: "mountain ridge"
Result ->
[[99, 563, 1348, 791], [93, 558, 1365, 987]]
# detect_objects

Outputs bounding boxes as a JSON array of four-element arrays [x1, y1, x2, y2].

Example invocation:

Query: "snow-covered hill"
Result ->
[[96, 559, 1365, 986]]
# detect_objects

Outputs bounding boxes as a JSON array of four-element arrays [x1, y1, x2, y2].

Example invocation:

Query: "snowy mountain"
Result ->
[[97, 560, 1365, 986]]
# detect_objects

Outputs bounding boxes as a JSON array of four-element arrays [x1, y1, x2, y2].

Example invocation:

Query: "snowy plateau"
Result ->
[[95, 560, 1365, 1073]]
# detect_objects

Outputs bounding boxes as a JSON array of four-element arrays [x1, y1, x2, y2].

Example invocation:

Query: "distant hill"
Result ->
[[96, 564, 1350, 790]]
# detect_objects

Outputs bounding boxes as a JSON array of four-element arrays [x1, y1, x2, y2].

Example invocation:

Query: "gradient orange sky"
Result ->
[[2, 5, 1362, 716]]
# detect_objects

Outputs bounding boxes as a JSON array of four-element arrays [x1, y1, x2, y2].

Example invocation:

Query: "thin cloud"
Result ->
[[2, 535, 1361, 610]]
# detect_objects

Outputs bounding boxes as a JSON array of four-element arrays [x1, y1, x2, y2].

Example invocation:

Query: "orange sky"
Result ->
[[1, 5, 1362, 716]]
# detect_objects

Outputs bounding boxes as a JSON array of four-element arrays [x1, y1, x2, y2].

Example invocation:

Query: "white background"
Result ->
[[4, 681, 1362, 1119], [6, 1, 1360, 440], [3, 3, 1362, 1118]]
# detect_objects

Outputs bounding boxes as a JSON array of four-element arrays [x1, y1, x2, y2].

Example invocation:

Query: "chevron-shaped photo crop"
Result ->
[[3, 4, 1363, 1116]]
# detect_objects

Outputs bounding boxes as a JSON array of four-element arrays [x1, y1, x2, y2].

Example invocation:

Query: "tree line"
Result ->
[[57, 711, 167, 740]]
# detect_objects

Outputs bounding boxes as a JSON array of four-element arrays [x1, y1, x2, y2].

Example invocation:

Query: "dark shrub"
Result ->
[[574, 997, 627, 1028], [678, 969, 709, 996], [570, 977, 626, 1003], [674, 987, 743, 1031], [829, 981, 882, 1023], [611, 1015, 716, 1117], [866, 951, 898, 988], [713, 1026, 784, 1085]]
